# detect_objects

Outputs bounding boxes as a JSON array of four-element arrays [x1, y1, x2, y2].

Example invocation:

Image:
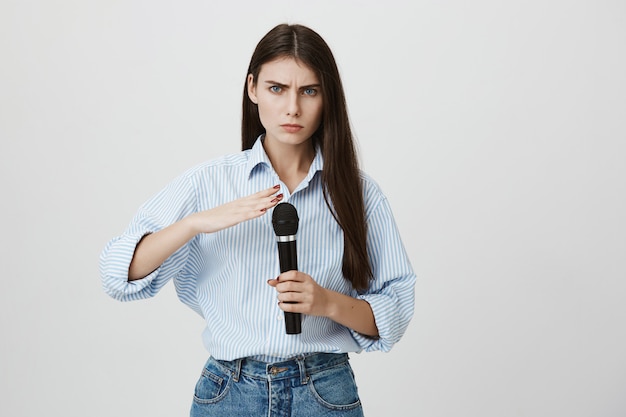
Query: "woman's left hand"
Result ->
[[267, 271, 331, 318]]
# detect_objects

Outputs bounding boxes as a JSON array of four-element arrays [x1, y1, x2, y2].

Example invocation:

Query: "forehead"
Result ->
[[257, 57, 319, 84]]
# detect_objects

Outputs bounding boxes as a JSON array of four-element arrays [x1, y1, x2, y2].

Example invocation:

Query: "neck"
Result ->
[[262, 137, 315, 192]]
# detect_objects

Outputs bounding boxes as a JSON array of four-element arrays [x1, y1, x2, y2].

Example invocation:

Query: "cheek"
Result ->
[[257, 95, 280, 114], [312, 103, 323, 125], [255, 102, 274, 126], [304, 97, 322, 116]]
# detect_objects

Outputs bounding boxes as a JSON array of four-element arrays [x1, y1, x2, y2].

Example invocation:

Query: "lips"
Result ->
[[281, 124, 303, 133]]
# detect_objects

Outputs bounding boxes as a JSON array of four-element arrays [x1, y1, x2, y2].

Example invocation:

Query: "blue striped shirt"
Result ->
[[99, 137, 416, 361]]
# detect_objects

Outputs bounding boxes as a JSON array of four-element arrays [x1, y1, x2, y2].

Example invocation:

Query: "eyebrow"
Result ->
[[263, 80, 321, 90]]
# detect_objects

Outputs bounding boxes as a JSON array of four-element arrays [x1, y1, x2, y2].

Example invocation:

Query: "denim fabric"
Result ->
[[190, 353, 364, 416]]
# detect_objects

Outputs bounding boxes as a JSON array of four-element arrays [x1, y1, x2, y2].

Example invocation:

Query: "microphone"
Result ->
[[272, 202, 301, 335]]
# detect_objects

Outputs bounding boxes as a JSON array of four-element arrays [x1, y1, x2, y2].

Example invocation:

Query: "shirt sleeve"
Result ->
[[99, 172, 199, 302], [350, 196, 416, 352]]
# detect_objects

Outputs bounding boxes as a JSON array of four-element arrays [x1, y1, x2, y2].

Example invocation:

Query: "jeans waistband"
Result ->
[[214, 353, 349, 384]]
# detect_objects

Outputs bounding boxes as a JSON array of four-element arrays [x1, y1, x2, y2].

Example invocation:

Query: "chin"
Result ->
[[270, 132, 313, 147]]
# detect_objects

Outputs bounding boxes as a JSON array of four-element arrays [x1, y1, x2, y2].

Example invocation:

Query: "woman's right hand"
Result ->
[[188, 185, 283, 234], [128, 185, 283, 280]]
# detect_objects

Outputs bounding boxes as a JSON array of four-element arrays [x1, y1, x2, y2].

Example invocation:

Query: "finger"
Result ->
[[277, 270, 300, 282], [275, 280, 302, 294], [250, 193, 283, 215], [278, 300, 301, 313], [258, 193, 284, 213], [277, 292, 301, 303], [254, 184, 282, 198], [268, 193, 284, 205]]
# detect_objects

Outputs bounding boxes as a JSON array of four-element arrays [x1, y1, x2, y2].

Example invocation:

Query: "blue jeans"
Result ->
[[190, 353, 364, 416]]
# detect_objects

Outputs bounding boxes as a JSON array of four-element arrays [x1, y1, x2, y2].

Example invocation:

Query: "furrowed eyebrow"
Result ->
[[263, 81, 321, 90], [299, 84, 321, 91], [264, 80, 289, 88]]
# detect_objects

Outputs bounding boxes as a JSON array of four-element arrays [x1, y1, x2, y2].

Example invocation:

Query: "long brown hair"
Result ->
[[241, 24, 372, 291]]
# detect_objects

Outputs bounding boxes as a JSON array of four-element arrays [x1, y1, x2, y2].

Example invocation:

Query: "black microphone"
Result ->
[[272, 202, 301, 335]]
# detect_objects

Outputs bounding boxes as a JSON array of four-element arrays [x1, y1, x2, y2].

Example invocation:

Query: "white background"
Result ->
[[1, 1, 625, 416]]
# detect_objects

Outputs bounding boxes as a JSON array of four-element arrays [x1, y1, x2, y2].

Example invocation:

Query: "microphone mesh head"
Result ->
[[272, 202, 299, 236]]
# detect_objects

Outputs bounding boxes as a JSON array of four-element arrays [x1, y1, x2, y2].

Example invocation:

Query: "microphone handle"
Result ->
[[277, 240, 302, 334]]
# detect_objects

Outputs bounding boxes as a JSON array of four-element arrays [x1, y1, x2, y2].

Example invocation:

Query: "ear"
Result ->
[[247, 74, 258, 104]]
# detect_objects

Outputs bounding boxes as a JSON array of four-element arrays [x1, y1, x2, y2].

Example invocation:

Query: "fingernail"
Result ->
[[276, 194, 283, 199], [273, 184, 280, 189], [260, 208, 267, 212]]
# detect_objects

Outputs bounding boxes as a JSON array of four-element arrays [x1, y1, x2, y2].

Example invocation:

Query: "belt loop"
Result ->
[[233, 359, 242, 382], [296, 355, 309, 384]]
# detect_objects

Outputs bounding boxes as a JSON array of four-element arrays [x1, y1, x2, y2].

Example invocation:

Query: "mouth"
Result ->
[[281, 124, 303, 133]]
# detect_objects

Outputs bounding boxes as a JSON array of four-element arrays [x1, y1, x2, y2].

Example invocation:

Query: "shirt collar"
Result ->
[[246, 135, 274, 177], [246, 135, 324, 180]]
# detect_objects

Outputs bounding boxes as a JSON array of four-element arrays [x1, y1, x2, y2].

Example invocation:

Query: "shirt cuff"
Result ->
[[99, 232, 161, 301], [350, 293, 401, 352]]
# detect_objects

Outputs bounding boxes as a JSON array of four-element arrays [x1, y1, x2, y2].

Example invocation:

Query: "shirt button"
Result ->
[[277, 314, 283, 321]]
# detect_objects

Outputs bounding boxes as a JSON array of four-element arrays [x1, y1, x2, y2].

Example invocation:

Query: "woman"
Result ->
[[100, 23, 416, 416]]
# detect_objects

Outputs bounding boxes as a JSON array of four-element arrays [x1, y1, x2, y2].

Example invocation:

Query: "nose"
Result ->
[[286, 91, 300, 117]]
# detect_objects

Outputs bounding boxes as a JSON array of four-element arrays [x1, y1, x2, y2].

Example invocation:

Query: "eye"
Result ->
[[270, 85, 282, 93], [303, 88, 318, 96]]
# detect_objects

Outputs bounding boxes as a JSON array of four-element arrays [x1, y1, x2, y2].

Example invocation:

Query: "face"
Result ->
[[247, 57, 323, 150]]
